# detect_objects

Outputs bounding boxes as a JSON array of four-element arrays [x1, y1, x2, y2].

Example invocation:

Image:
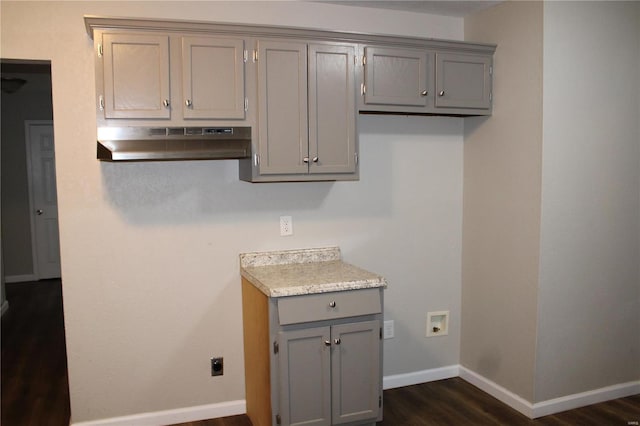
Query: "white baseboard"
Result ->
[[69, 367, 459, 425], [459, 365, 640, 419], [383, 365, 459, 390], [70, 399, 246, 426], [1, 300, 8, 316], [4, 274, 37, 283], [68, 366, 640, 424], [459, 366, 534, 417], [531, 380, 640, 418]]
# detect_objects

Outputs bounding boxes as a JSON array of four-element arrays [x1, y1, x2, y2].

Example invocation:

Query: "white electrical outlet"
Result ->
[[280, 216, 293, 236], [426, 310, 449, 337], [383, 320, 394, 339]]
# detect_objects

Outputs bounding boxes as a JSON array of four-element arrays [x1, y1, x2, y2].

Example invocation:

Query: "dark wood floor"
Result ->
[[1, 279, 70, 426], [174, 379, 640, 426], [2, 280, 638, 426]]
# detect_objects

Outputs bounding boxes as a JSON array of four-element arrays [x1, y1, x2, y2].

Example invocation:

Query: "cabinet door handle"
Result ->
[[163, 99, 170, 107], [312, 157, 319, 163], [438, 90, 445, 97], [324, 340, 331, 346], [185, 99, 193, 107], [328, 301, 336, 308], [303, 157, 310, 164], [334, 338, 341, 345], [420, 90, 428, 97]]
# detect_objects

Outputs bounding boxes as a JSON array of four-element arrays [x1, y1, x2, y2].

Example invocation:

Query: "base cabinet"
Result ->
[[242, 279, 383, 426], [279, 321, 381, 426]]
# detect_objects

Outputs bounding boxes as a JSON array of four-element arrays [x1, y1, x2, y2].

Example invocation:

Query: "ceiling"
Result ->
[[320, 1, 502, 17]]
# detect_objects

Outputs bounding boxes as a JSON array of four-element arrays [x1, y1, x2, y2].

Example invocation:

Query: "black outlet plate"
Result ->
[[211, 357, 223, 376]]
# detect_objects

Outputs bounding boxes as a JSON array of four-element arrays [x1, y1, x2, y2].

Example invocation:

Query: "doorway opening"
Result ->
[[1, 59, 70, 425], [1, 59, 60, 284]]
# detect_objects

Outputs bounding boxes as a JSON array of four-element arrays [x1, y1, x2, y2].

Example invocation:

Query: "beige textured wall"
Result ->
[[462, 1, 543, 402], [536, 0, 640, 402], [1, 1, 465, 422]]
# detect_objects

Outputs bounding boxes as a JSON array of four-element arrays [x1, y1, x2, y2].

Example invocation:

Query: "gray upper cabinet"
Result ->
[[435, 52, 492, 110], [363, 46, 431, 107], [102, 33, 171, 119], [359, 44, 493, 116], [246, 40, 357, 181], [87, 17, 496, 181], [98, 31, 246, 124], [182, 36, 245, 119], [308, 44, 356, 175], [256, 40, 309, 176]]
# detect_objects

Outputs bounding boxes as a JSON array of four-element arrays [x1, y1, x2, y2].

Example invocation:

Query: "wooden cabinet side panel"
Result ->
[[241, 278, 272, 426]]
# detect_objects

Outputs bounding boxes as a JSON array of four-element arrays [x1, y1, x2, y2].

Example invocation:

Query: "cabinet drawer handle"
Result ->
[[324, 340, 331, 346], [185, 99, 193, 107], [420, 90, 428, 97], [163, 99, 170, 108], [438, 90, 445, 97], [334, 338, 341, 345], [328, 301, 336, 308]]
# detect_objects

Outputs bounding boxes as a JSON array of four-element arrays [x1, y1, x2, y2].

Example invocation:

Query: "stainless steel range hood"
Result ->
[[97, 126, 251, 162]]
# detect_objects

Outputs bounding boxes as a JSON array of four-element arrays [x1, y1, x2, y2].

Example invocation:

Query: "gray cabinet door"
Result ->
[[257, 40, 309, 175], [308, 44, 356, 175], [279, 327, 332, 426], [435, 52, 491, 109], [364, 46, 430, 107], [182, 36, 245, 119], [102, 33, 171, 119], [331, 320, 381, 424]]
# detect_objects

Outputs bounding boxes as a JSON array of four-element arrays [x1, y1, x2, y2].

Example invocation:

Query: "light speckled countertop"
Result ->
[[240, 247, 387, 297]]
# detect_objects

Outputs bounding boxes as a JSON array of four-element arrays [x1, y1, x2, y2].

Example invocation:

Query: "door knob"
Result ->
[[36, 209, 43, 215], [420, 90, 428, 97], [324, 340, 331, 346], [334, 338, 341, 345], [163, 99, 170, 107], [185, 99, 193, 107], [438, 90, 445, 97]]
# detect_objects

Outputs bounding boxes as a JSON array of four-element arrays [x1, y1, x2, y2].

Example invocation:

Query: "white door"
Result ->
[[26, 121, 61, 279]]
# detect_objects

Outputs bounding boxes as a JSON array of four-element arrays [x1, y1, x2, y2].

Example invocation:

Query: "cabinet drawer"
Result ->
[[277, 288, 381, 325]]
